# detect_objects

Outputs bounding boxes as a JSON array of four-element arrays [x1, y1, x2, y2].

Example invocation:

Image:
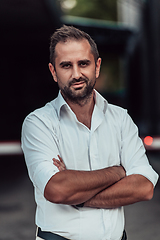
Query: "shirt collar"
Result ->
[[54, 91, 68, 120], [54, 90, 108, 120], [93, 90, 108, 114]]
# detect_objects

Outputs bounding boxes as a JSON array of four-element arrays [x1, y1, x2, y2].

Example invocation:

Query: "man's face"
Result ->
[[49, 39, 101, 103]]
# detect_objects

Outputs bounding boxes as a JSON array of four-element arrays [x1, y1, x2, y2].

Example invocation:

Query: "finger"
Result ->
[[53, 158, 59, 163], [53, 161, 60, 168], [53, 158, 59, 164], [57, 156, 66, 168], [58, 155, 64, 163], [53, 156, 66, 171], [59, 166, 65, 171], [53, 158, 60, 167]]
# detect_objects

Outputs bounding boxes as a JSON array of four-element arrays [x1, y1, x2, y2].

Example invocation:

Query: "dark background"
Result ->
[[0, 0, 160, 239], [1, 0, 160, 141]]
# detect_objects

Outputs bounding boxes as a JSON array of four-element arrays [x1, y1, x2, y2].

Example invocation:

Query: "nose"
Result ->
[[72, 65, 82, 79]]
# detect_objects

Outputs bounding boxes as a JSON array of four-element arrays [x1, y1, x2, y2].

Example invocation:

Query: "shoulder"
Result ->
[[107, 103, 126, 113], [106, 103, 128, 120], [104, 103, 138, 134], [22, 99, 59, 130], [106, 104, 139, 139], [95, 90, 130, 126]]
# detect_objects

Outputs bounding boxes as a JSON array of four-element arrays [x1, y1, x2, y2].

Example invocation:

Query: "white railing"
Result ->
[[0, 141, 22, 155], [1, 137, 160, 155]]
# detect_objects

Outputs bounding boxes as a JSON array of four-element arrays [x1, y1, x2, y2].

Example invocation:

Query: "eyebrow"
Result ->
[[59, 59, 91, 66], [78, 59, 91, 64], [59, 61, 72, 66]]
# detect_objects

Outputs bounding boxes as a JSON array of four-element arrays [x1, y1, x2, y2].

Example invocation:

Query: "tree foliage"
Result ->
[[61, 0, 117, 21]]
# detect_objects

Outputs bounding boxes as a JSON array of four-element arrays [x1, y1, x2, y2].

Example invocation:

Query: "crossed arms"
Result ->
[[44, 156, 154, 209]]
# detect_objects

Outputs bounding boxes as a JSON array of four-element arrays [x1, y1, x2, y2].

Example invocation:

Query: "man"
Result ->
[[21, 25, 158, 240]]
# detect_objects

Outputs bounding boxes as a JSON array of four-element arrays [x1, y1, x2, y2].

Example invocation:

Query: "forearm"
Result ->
[[84, 174, 154, 209], [44, 166, 125, 205]]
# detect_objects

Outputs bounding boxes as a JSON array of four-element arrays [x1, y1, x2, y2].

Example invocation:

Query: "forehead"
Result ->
[[54, 39, 94, 62]]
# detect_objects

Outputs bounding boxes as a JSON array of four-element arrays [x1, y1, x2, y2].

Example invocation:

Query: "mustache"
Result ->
[[69, 77, 88, 87]]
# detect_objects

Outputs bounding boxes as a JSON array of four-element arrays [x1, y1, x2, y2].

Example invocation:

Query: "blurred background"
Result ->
[[0, 0, 160, 239]]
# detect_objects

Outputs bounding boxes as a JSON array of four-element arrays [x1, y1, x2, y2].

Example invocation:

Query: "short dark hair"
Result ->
[[49, 25, 99, 66]]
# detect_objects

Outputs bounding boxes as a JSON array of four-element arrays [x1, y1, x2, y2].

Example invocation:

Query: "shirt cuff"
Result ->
[[126, 165, 159, 187]]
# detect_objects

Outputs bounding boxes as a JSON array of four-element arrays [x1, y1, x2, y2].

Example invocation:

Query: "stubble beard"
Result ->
[[59, 76, 96, 106]]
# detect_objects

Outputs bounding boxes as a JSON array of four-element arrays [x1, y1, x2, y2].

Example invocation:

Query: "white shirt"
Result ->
[[21, 90, 158, 240]]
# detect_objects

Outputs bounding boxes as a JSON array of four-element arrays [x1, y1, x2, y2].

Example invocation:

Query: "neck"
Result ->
[[64, 92, 95, 129]]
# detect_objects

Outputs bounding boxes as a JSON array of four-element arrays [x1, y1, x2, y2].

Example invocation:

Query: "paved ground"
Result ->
[[0, 153, 160, 240], [125, 152, 160, 240]]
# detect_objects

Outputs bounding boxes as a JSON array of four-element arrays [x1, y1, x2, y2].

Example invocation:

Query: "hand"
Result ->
[[53, 155, 66, 171]]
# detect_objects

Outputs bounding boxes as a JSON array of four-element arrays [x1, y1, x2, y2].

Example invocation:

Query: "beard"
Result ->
[[59, 76, 96, 105]]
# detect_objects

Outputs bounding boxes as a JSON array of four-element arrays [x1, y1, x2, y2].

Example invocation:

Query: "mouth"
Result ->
[[71, 81, 86, 89]]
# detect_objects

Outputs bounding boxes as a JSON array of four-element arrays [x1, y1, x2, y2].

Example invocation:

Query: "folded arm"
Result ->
[[84, 174, 154, 208], [50, 156, 154, 208], [44, 156, 126, 205]]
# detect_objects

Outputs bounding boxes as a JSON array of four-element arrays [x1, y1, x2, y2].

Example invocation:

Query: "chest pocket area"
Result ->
[[94, 125, 121, 169]]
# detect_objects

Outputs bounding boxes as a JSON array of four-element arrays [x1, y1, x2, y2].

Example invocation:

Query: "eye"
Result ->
[[79, 60, 90, 67], [60, 61, 72, 69], [80, 62, 87, 67], [62, 63, 72, 69]]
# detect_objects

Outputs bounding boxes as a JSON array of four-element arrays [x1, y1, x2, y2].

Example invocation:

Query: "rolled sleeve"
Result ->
[[21, 113, 59, 194], [121, 111, 159, 187], [32, 161, 58, 193], [126, 164, 158, 187]]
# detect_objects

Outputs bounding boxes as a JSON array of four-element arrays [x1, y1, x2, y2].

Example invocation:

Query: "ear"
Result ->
[[48, 63, 57, 82], [95, 58, 101, 78]]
